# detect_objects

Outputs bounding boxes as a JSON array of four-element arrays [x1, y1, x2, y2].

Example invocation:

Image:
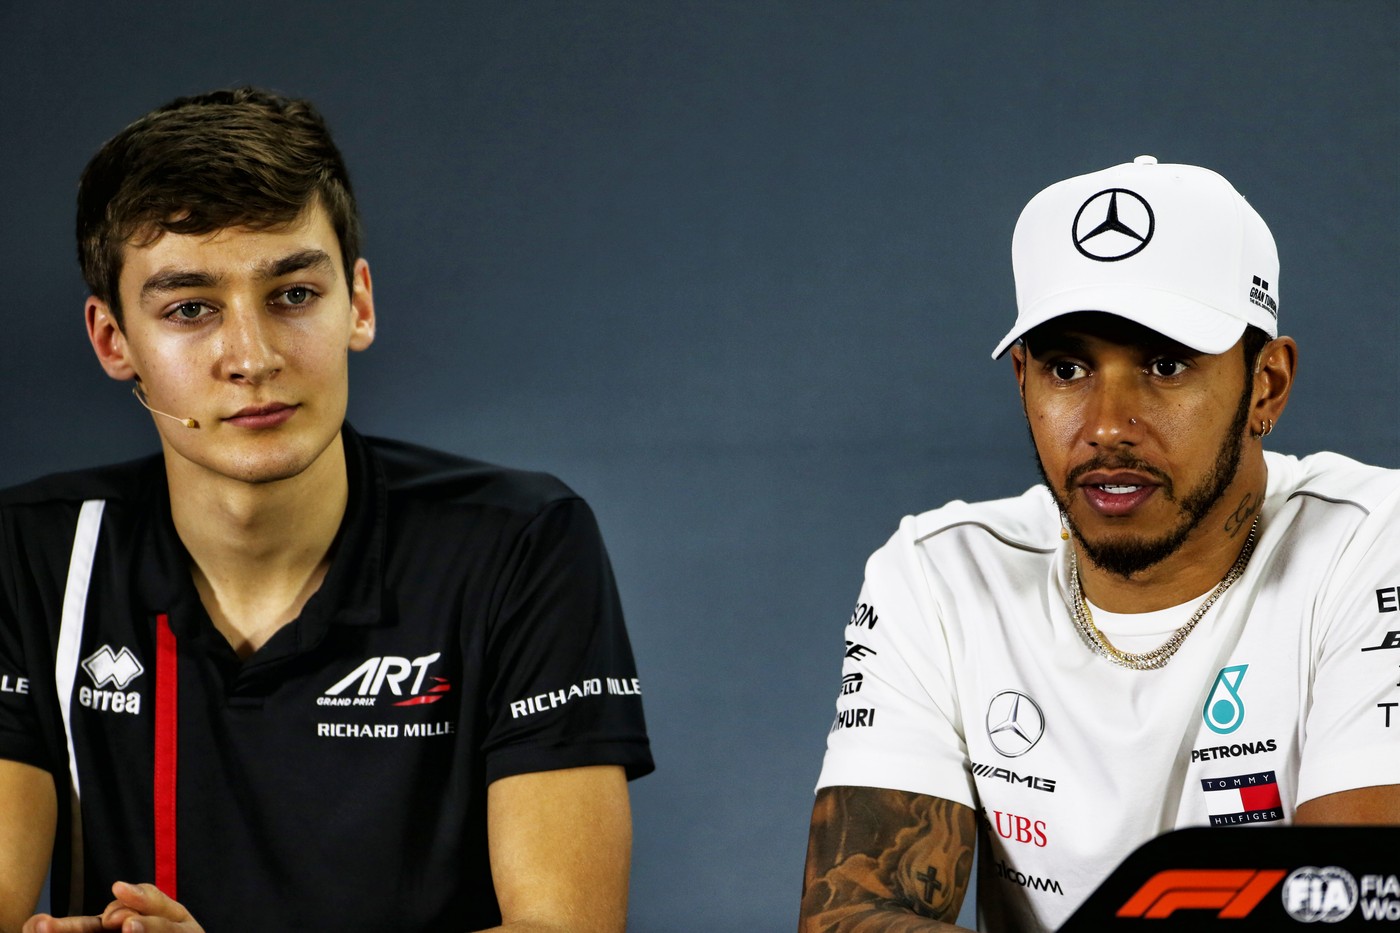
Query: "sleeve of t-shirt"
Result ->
[[0, 504, 54, 772], [1297, 485, 1400, 805], [814, 517, 977, 808], [480, 496, 653, 784]]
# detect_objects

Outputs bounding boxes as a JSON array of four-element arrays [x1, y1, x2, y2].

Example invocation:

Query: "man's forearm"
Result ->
[[800, 787, 976, 933], [801, 908, 971, 933]]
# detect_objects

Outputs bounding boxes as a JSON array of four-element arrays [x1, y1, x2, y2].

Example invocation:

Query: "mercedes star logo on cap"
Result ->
[[1072, 188, 1155, 262]]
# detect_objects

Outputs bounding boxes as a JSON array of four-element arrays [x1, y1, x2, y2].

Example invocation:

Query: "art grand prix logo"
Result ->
[[1072, 188, 1155, 261], [319, 652, 452, 708]]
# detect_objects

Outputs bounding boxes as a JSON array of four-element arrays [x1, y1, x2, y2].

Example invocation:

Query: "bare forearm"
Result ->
[[487, 767, 630, 933], [800, 787, 975, 933], [0, 761, 58, 933], [477, 917, 626, 933], [801, 908, 971, 933], [1295, 784, 1400, 824]]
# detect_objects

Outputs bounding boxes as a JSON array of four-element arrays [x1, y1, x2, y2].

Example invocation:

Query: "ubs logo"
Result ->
[[986, 690, 1045, 758], [1072, 188, 1154, 261]]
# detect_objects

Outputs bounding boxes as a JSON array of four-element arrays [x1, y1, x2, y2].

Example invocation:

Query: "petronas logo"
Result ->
[[1203, 664, 1248, 735]]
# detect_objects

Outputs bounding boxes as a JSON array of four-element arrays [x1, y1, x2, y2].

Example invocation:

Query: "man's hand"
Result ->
[[23, 882, 203, 933]]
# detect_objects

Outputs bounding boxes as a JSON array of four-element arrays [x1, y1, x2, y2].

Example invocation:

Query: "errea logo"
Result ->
[[79, 645, 144, 715], [318, 653, 451, 708]]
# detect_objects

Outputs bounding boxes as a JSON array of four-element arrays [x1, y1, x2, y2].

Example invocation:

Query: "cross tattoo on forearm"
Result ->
[[917, 865, 944, 902]]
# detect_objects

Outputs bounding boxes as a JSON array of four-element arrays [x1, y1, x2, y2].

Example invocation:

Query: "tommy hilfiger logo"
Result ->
[[79, 645, 144, 715], [1201, 770, 1283, 825], [1249, 275, 1278, 317]]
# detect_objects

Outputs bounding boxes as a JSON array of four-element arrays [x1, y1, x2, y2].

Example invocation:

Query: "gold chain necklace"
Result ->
[[1067, 517, 1260, 671]]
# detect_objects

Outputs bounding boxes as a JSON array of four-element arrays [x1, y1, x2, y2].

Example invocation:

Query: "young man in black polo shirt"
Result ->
[[0, 87, 652, 933]]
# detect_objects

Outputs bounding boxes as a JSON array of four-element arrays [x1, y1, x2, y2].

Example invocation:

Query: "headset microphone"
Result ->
[[131, 384, 199, 429]]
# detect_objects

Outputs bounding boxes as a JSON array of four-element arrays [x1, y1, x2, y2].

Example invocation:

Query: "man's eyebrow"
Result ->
[[140, 269, 220, 298], [1025, 333, 1090, 357], [138, 249, 335, 301], [257, 249, 334, 280], [1027, 332, 1200, 359]]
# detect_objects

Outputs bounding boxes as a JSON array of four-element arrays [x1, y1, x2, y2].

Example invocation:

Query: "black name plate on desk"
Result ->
[[1060, 826, 1400, 930]]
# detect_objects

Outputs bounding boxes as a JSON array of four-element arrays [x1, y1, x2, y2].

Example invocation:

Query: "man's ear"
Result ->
[[85, 298, 137, 381], [348, 258, 376, 352], [1250, 335, 1297, 432]]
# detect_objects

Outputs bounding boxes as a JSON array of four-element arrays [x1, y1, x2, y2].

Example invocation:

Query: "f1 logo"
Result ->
[[1116, 869, 1287, 919]]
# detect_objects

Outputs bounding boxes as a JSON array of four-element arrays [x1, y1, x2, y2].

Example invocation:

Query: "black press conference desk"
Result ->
[[1058, 826, 1400, 930]]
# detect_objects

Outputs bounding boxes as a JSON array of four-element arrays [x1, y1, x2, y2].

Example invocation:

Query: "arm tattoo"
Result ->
[[800, 786, 976, 932]]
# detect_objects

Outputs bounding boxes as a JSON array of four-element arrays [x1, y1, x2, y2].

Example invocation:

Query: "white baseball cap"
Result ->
[[992, 156, 1279, 358]]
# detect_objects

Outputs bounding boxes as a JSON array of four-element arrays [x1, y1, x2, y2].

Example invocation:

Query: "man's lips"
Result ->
[[1075, 471, 1161, 517], [223, 403, 298, 429]]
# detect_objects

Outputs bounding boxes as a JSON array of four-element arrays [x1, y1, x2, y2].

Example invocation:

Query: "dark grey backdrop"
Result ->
[[2, 2, 1396, 930]]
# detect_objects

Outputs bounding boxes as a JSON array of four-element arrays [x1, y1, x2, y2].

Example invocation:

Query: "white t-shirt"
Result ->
[[816, 451, 1400, 932]]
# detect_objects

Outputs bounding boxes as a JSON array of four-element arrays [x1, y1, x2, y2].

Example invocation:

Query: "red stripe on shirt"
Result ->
[[154, 613, 178, 899]]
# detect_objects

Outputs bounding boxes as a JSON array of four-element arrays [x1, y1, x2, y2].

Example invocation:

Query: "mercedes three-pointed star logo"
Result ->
[[1072, 188, 1155, 262], [985, 689, 1045, 758]]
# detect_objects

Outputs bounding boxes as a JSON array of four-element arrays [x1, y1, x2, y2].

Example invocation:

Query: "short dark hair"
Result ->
[[76, 87, 361, 323], [1240, 324, 1272, 383]]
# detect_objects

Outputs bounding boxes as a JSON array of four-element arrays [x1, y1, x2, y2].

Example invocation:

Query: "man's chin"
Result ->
[[165, 444, 328, 488], [1074, 527, 1191, 579]]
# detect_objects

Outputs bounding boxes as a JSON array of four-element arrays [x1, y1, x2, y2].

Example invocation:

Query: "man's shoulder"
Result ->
[[363, 435, 581, 517], [882, 484, 1061, 556], [0, 455, 162, 511], [1267, 450, 1400, 516]]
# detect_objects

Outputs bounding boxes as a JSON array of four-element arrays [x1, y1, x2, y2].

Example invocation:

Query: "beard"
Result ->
[[1033, 383, 1253, 578]]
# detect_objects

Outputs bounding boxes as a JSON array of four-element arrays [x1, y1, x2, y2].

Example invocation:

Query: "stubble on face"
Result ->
[[1032, 379, 1253, 578]]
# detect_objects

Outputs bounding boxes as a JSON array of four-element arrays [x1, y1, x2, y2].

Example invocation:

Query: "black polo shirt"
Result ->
[[0, 425, 652, 931]]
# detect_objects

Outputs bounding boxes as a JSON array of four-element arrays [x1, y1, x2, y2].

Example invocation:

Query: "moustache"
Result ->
[[1065, 454, 1175, 499]]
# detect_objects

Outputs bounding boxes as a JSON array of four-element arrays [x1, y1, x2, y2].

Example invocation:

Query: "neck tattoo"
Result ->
[[1067, 516, 1260, 671]]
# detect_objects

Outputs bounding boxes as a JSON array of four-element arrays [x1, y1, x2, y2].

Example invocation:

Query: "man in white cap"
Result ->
[[799, 157, 1400, 932]]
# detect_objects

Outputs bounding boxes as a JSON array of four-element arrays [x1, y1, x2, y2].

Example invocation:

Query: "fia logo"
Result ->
[[1281, 867, 1358, 923], [1203, 664, 1248, 735]]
